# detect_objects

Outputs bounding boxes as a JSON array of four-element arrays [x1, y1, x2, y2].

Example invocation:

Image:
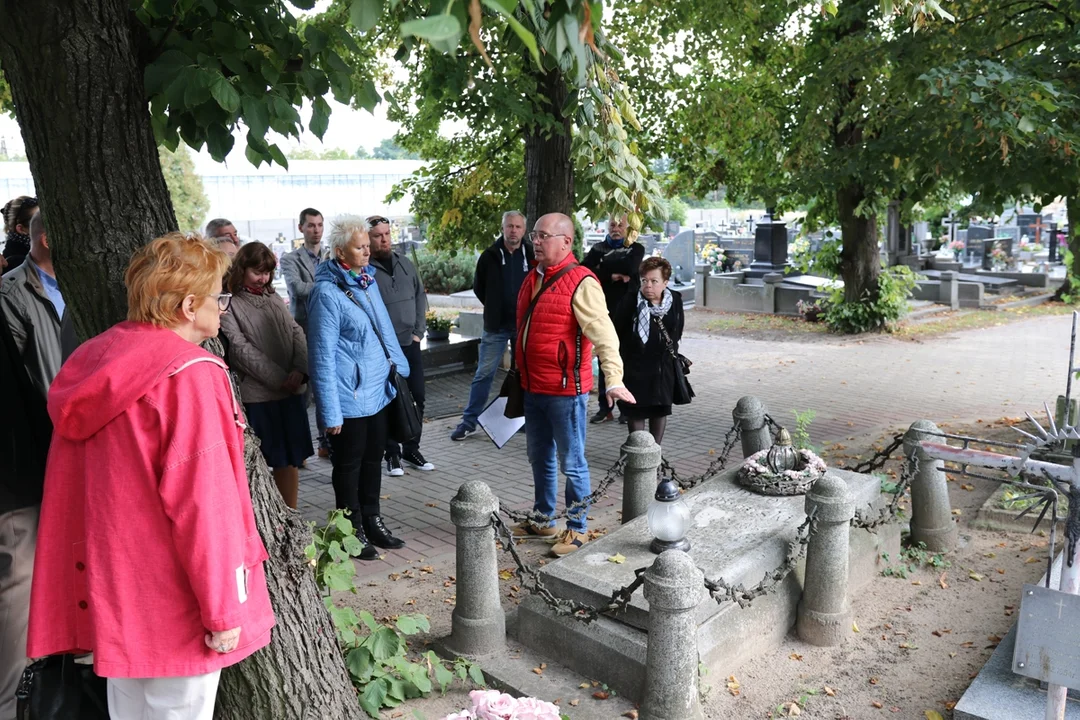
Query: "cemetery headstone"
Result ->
[[663, 230, 696, 284], [1017, 213, 1048, 244], [745, 210, 791, 279]]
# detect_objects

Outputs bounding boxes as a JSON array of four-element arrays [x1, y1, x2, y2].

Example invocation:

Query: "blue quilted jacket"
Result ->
[[307, 261, 410, 428]]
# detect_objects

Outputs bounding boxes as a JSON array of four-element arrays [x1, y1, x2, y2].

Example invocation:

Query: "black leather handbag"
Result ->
[[16, 655, 109, 720], [654, 315, 695, 405], [337, 282, 423, 443]]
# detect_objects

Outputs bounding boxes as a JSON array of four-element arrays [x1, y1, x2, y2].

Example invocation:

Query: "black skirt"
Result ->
[[618, 401, 672, 420], [245, 394, 315, 468]]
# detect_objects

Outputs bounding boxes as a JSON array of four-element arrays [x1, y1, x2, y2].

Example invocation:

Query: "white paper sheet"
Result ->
[[478, 396, 526, 449]]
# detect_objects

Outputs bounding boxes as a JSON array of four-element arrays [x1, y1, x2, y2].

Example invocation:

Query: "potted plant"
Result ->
[[425, 310, 454, 341]]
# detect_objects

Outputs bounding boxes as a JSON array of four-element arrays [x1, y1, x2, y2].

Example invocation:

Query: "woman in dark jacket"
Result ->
[[613, 256, 686, 444]]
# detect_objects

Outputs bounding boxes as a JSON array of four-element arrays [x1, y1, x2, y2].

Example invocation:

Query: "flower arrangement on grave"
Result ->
[[426, 310, 455, 340], [948, 239, 964, 260], [796, 298, 825, 323], [990, 244, 1008, 270], [737, 428, 827, 496], [441, 690, 565, 720], [1029, 242, 1045, 253], [701, 243, 726, 273]]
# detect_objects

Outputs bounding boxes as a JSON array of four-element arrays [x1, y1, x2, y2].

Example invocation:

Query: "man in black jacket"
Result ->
[[0, 254, 52, 718], [450, 211, 534, 440], [582, 215, 645, 424]]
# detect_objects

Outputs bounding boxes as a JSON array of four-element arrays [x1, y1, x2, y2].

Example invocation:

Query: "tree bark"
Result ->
[[0, 2, 362, 715], [836, 183, 880, 303], [203, 338, 362, 720], [524, 66, 574, 230], [0, 0, 176, 340]]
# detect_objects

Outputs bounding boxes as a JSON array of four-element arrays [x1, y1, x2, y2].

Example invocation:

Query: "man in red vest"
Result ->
[[513, 212, 635, 556]]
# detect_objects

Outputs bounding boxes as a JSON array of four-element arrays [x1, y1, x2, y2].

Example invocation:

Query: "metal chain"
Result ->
[[490, 511, 646, 623], [851, 451, 919, 530], [663, 424, 742, 490], [704, 510, 817, 609], [499, 456, 627, 526], [840, 432, 906, 475]]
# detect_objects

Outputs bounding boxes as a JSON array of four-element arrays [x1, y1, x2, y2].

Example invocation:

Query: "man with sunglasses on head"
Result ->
[[367, 215, 435, 476]]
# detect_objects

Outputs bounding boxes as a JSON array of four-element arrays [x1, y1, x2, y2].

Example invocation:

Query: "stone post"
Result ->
[[622, 431, 662, 523], [937, 270, 959, 310], [797, 474, 855, 646], [903, 420, 957, 553], [641, 551, 705, 720], [732, 396, 772, 458], [695, 264, 709, 307], [762, 272, 783, 313], [447, 481, 505, 656]]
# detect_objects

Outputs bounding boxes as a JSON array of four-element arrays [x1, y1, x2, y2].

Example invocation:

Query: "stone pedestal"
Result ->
[[641, 551, 705, 720], [904, 420, 957, 553], [745, 211, 790, 280], [622, 431, 662, 523], [447, 481, 504, 656], [938, 270, 959, 310], [797, 474, 855, 646], [732, 396, 771, 458], [762, 273, 783, 313]]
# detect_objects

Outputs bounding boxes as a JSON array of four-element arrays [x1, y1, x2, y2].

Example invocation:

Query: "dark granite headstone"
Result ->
[[744, 210, 790, 279], [1017, 213, 1050, 244]]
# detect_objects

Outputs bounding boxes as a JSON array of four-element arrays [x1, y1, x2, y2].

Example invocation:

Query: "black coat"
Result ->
[[613, 289, 684, 407], [473, 237, 535, 332], [583, 241, 646, 314], [0, 303, 52, 513]]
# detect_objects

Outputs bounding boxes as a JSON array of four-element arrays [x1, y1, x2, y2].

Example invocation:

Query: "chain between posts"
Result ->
[[498, 456, 627, 526], [663, 424, 742, 490], [490, 511, 646, 623], [704, 511, 817, 609]]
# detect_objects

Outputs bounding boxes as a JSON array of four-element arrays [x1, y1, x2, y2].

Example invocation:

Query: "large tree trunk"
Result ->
[[0, 0, 176, 340], [0, 2, 362, 715], [524, 66, 574, 230], [837, 183, 880, 303], [203, 339, 362, 720]]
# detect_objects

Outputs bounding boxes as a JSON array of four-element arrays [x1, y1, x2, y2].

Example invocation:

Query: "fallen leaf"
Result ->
[[608, 553, 627, 564], [1026, 556, 1042, 564], [997, 569, 1006, 575], [569, 699, 580, 707], [853, 620, 861, 633], [939, 572, 948, 589], [787, 701, 802, 716], [593, 691, 610, 700], [623, 711, 638, 719], [869, 677, 880, 685], [952, 509, 963, 516], [949, 652, 957, 658], [425, 503, 439, 508], [389, 573, 401, 581], [969, 571, 983, 582], [727, 676, 741, 696], [499, 570, 513, 581], [420, 566, 434, 573], [824, 685, 836, 697], [960, 483, 975, 491], [911, 581, 922, 586], [945, 700, 957, 711], [380, 494, 391, 499], [872, 700, 884, 708], [579, 683, 591, 689], [532, 667, 544, 676], [789, 652, 803, 661]]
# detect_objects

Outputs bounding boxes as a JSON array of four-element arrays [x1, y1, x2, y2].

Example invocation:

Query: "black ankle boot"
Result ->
[[362, 515, 406, 550], [349, 515, 380, 561]]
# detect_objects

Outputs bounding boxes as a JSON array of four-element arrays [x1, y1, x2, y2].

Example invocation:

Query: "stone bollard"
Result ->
[[447, 481, 505, 656], [622, 431, 662, 523], [938, 270, 959, 310], [762, 272, 783, 313], [903, 420, 957, 553], [641, 551, 705, 720], [732, 395, 772, 458], [797, 474, 855, 646], [695, 264, 709, 307]]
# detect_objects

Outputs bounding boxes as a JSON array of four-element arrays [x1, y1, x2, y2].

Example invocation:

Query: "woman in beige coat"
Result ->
[[220, 242, 312, 507]]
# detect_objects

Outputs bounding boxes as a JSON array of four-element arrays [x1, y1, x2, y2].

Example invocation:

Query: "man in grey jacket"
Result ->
[[0, 211, 75, 401], [368, 215, 434, 476], [281, 207, 328, 457]]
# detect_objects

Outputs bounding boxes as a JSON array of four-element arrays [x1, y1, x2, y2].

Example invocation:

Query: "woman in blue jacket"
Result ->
[[308, 216, 410, 559]]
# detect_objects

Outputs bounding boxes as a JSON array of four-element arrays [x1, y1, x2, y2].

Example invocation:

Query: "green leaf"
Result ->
[[358, 678, 388, 717], [341, 531, 364, 556], [205, 123, 235, 161], [358, 609, 380, 632], [346, 647, 375, 683], [395, 615, 419, 634], [351, 0, 384, 33], [481, 0, 540, 66], [210, 75, 240, 114], [1017, 116, 1036, 133], [434, 661, 454, 693], [400, 15, 462, 43], [365, 627, 402, 661], [241, 96, 270, 138], [321, 559, 355, 591], [328, 540, 349, 563], [467, 662, 486, 687], [333, 511, 354, 536], [356, 79, 381, 113], [304, 25, 329, 53]]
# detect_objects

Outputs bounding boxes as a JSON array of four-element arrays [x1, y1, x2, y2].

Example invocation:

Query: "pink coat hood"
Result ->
[[29, 322, 275, 678]]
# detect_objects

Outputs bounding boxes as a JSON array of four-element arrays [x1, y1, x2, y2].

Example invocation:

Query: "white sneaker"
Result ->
[[386, 456, 405, 477], [402, 449, 435, 472]]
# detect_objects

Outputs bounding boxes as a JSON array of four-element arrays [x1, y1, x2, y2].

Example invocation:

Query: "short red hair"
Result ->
[[125, 233, 230, 327]]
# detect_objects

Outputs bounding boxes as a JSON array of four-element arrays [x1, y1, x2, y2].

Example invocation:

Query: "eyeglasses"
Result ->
[[366, 216, 390, 228], [211, 293, 233, 312], [528, 231, 570, 243]]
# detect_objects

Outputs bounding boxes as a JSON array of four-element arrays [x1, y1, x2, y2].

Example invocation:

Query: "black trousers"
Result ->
[[328, 407, 388, 519], [385, 341, 425, 458]]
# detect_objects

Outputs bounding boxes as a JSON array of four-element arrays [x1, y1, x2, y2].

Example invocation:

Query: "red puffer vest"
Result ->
[[515, 254, 597, 396]]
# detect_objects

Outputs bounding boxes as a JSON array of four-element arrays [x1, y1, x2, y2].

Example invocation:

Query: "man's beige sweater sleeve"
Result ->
[[572, 276, 624, 388]]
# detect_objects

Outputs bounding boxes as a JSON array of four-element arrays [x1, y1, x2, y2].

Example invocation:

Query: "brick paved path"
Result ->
[[297, 312, 1075, 577]]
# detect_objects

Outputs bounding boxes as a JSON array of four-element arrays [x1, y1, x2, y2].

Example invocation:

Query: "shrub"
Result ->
[[822, 265, 918, 334], [413, 249, 479, 295]]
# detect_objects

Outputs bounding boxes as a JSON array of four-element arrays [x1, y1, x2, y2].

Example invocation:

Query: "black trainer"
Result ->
[[362, 515, 406, 550], [401, 449, 435, 471], [590, 409, 613, 424], [349, 518, 380, 561]]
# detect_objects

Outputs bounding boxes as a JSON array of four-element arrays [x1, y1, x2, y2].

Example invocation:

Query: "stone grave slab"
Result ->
[[919, 268, 1019, 291], [513, 468, 900, 703]]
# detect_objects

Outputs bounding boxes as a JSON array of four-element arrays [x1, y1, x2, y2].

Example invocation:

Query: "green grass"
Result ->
[[704, 312, 829, 334], [893, 302, 1074, 338]]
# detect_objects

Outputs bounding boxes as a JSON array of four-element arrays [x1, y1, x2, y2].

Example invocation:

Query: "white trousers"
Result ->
[[107, 670, 221, 720]]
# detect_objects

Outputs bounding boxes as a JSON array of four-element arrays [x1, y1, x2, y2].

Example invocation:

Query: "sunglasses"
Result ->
[[366, 216, 390, 228]]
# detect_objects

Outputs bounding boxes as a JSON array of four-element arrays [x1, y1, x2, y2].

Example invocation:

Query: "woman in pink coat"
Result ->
[[27, 233, 275, 719]]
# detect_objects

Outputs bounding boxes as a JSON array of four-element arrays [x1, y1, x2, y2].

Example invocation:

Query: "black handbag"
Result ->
[[654, 315, 694, 405], [501, 264, 580, 419], [337, 282, 423, 443], [16, 655, 109, 720]]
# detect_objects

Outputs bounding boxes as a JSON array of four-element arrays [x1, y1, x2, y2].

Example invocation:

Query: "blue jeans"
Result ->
[[461, 329, 514, 429], [524, 392, 591, 532]]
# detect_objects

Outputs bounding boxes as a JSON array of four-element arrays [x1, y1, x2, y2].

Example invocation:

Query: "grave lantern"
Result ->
[[647, 477, 691, 553]]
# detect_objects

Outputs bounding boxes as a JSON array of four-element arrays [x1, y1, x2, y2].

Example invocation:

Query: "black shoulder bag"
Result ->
[[16, 655, 108, 720], [337, 281, 423, 444], [500, 264, 579, 418], [653, 314, 695, 405]]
